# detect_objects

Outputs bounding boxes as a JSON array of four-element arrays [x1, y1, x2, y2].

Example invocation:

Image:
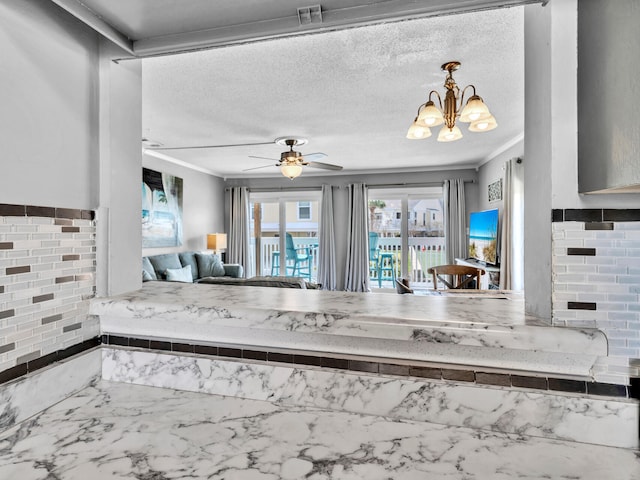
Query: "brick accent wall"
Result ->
[[0, 204, 98, 374], [552, 209, 640, 384]]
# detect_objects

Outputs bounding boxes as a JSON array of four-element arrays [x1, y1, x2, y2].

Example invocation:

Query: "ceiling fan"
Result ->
[[244, 137, 343, 179]]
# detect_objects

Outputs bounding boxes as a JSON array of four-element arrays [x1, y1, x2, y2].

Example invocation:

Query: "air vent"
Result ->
[[297, 5, 323, 26]]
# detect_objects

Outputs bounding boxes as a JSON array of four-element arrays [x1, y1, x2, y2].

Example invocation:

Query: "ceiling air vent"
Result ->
[[297, 5, 323, 26]]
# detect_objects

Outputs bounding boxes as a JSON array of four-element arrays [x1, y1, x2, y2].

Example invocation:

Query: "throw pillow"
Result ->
[[195, 253, 226, 277], [165, 265, 193, 283], [142, 269, 154, 282], [142, 257, 157, 280]]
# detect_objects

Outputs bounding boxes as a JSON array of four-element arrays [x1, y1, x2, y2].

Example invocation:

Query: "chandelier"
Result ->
[[407, 61, 497, 142]]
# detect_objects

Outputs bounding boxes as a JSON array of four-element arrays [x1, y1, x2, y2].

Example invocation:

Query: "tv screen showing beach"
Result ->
[[468, 209, 499, 264]]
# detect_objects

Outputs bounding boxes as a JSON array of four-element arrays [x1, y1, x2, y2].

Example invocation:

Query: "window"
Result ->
[[297, 201, 311, 220]]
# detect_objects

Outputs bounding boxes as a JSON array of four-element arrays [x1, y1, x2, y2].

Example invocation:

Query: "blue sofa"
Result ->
[[142, 251, 243, 283]]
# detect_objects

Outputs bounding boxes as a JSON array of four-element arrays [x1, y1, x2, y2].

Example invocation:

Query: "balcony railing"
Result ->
[[250, 236, 446, 288]]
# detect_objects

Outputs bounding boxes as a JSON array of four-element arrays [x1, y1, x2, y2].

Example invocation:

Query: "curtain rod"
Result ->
[[366, 179, 475, 189], [225, 186, 322, 192]]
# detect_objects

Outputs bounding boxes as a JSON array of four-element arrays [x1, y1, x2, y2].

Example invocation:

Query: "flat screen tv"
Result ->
[[468, 208, 499, 265]]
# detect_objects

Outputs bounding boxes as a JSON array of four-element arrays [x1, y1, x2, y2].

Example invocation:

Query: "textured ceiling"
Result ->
[[141, 6, 524, 178]]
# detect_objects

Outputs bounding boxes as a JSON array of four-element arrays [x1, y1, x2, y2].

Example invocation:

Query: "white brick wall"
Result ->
[[0, 210, 97, 373], [553, 221, 640, 384]]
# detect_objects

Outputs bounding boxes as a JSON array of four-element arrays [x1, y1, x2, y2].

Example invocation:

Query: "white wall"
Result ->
[[0, 0, 99, 208], [142, 155, 226, 256], [225, 168, 478, 290]]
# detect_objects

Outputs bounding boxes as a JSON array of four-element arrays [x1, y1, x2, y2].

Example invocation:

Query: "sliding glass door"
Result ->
[[368, 187, 444, 289]]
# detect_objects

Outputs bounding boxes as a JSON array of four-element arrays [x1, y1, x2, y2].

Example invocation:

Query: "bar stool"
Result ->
[[377, 251, 396, 286]]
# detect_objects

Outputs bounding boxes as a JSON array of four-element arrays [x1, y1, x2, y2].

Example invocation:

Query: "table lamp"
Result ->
[[207, 233, 227, 255]]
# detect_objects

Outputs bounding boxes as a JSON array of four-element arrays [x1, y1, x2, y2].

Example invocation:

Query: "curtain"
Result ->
[[227, 186, 252, 278], [344, 183, 370, 292], [500, 158, 524, 290], [317, 184, 337, 290], [443, 179, 466, 264]]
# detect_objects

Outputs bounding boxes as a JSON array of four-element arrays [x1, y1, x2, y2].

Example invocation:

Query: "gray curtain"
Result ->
[[317, 184, 337, 290], [500, 158, 524, 290], [227, 186, 251, 278], [344, 183, 370, 292], [444, 179, 466, 264]]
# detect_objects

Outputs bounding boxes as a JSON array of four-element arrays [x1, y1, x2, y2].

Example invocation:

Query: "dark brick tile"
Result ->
[[61, 226, 80, 233], [62, 254, 80, 261], [16, 350, 41, 364], [409, 366, 442, 379], [567, 248, 596, 256], [55, 276, 75, 284], [586, 382, 628, 397], [564, 209, 602, 222], [27, 352, 58, 372], [149, 340, 172, 351], [57, 340, 95, 360], [293, 354, 322, 366], [348, 360, 378, 373], [511, 375, 548, 390], [75, 274, 93, 281], [101, 335, 108, 344], [379, 363, 410, 376], [55, 208, 83, 219], [548, 378, 587, 393], [268, 352, 294, 364], [54, 218, 73, 226], [629, 377, 640, 400], [551, 209, 564, 222], [0, 242, 13, 250], [32, 293, 54, 303], [0, 363, 28, 384], [194, 345, 218, 356], [81, 210, 95, 220], [243, 349, 268, 361], [108, 336, 130, 346], [26, 206, 55, 217], [6, 266, 30, 275], [129, 338, 150, 348], [172, 342, 194, 353], [585, 222, 614, 231], [476, 372, 511, 387], [442, 369, 475, 382], [0, 204, 25, 216], [0, 309, 15, 320], [219, 347, 242, 358], [0, 286, 3, 294], [0, 342, 16, 354], [568, 301, 597, 311], [603, 209, 640, 222], [42, 313, 63, 325], [62, 323, 82, 333], [320, 357, 349, 370]]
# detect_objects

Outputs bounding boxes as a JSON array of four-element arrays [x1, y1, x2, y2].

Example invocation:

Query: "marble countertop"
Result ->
[[90, 282, 608, 377]]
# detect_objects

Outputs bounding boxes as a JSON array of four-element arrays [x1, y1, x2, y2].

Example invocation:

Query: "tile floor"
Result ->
[[0, 380, 638, 479]]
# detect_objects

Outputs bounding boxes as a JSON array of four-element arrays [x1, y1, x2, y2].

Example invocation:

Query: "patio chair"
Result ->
[[427, 264, 485, 290], [270, 233, 313, 279]]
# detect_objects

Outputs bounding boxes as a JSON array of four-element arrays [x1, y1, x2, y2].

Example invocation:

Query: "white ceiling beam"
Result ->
[[49, 0, 135, 55], [132, 0, 542, 57]]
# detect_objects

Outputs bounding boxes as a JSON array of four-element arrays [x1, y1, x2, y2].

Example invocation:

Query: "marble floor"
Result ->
[[0, 381, 638, 480]]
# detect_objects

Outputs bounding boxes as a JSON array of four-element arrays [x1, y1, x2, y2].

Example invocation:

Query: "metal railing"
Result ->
[[250, 236, 445, 287]]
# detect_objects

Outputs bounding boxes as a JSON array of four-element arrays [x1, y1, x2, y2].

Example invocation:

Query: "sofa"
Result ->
[[142, 251, 319, 289], [142, 251, 243, 283]]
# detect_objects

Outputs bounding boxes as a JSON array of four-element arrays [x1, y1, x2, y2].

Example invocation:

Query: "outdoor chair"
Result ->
[[270, 233, 313, 280]]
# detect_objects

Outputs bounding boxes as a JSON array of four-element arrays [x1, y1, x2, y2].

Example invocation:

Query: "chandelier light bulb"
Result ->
[[437, 125, 463, 142], [469, 115, 498, 132], [417, 101, 444, 127], [459, 95, 491, 123], [407, 119, 432, 140]]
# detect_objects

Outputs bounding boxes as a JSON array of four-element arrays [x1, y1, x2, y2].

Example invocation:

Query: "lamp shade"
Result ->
[[406, 119, 431, 140], [207, 233, 227, 251], [417, 101, 444, 127], [437, 125, 463, 142], [469, 115, 498, 132], [459, 95, 491, 123], [281, 164, 303, 179]]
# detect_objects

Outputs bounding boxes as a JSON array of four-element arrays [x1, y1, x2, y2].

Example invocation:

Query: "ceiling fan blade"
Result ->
[[301, 152, 327, 161], [242, 164, 278, 172], [249, 155, 280, 161], [307, 161, 343, 171], [147, 141, 274, 151]]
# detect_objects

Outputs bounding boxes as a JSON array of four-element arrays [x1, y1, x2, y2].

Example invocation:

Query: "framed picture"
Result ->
[[488, 178, 502, 203], [142, 168, 183, 247]]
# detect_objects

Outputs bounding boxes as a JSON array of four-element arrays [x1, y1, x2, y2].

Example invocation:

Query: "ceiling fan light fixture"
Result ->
[[281, 163, 303, 179], [437, 125, 463, 142], [469, 115, 498, 132]]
